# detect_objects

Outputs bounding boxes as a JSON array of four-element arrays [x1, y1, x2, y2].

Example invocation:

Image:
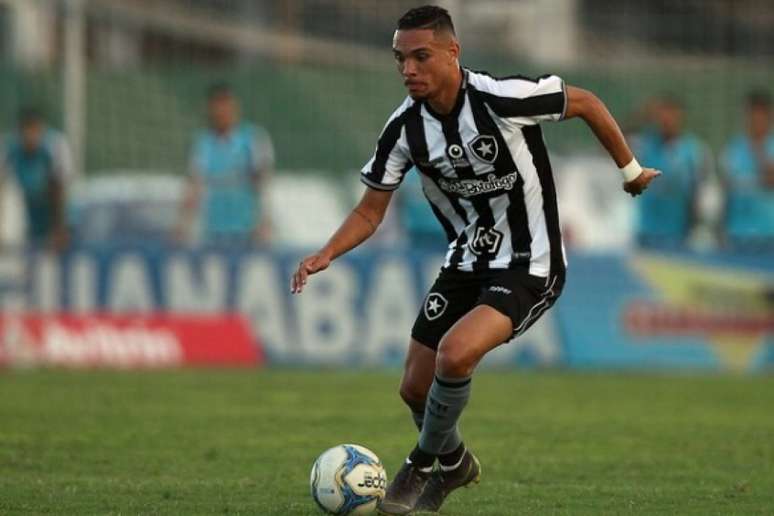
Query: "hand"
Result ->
[[291, 251, 332, 294], [623, 168, 661, 197]]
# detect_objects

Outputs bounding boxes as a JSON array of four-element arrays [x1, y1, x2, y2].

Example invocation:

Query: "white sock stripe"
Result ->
[[439, 451, 466, 472]]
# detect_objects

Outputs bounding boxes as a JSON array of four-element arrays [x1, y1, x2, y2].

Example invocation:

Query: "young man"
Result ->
[[178, 83, 275, 245], [291, 6, 660, 515], [722, 90, 774, 246], [0, 107, 72, 252]]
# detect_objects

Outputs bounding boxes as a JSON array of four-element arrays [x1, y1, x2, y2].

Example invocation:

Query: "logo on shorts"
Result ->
[[468, 135, 498, 164], [424, 293, 449, 321], [468, 227, 504, 256], [488, 286, 512, 295]]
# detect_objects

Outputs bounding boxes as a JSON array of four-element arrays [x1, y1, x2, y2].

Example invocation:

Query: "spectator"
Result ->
[[0, 107, 72, 251], [722, 90, 774, 247], [632, 95, 712, 248], [178, 83, 274, 245]]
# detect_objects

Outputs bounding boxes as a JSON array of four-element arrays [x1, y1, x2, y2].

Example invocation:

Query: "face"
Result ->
[[747, 104, 771, 140], [20, 120, 44, 152], [655, 102, 683, 140], [208, 94, 239, 133], [393, 28, 459, 100]]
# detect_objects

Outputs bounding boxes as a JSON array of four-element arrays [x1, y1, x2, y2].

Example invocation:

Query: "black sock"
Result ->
[[438, 441, 466, 470], [408, 445, 435, 470]]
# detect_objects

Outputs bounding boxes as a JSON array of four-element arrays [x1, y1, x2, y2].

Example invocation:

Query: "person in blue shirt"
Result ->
[[0, 107, 72, 251], [722, 90, 774, 247], [179, 83, 275, 245], [632, 95, 712, 248]]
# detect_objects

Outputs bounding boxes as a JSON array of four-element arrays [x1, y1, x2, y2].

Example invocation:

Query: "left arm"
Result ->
[[49, 134, 73, 252], [752, 143, 774, 189], [252, 129, 275, 243], [564, 85, 661, 196]]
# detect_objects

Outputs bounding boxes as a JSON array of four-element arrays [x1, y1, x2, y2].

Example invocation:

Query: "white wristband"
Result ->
[[620, 158, 643, 183]]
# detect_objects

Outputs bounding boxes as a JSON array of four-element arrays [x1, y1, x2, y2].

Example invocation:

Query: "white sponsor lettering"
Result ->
[[32, 253, 59, 312], [166, 254, 227, 312], [70, 254, 97, 313], [296, 265, 356, 363], [236, 256, 289, 360], [363, 260, 417, 364], [107, 255, 154, 312], [44, 322, 182, 367]]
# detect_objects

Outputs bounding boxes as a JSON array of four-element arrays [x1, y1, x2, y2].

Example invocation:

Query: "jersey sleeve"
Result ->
[[360, 100, 413, 191], [469, 72, 567, 123]]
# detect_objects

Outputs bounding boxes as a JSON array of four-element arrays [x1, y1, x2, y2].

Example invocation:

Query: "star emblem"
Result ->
[[476, 141, 493, 157], [468, 135, 498, 163], [423, 293, 449, 321]]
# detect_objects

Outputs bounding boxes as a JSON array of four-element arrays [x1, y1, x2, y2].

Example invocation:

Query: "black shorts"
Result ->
[[411, 268, 564, 351]]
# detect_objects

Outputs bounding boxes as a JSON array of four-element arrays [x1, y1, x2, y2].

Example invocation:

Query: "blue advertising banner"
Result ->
[[0, 246, 772, 371]]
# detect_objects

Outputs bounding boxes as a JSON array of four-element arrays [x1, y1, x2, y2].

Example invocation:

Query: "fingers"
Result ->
[[291, 259, 312, 294]]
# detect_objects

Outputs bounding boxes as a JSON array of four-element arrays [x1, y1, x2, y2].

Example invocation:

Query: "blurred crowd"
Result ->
[[1, 85, 773, 254]]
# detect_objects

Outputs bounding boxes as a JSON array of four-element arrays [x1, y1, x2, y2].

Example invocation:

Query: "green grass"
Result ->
[[1, 370, 773, 515]]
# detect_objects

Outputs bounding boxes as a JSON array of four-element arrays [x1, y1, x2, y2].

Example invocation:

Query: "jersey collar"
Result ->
[[424, 67, 468, 122]]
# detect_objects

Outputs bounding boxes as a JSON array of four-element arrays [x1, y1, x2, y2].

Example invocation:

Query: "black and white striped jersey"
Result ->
[[361, 68, 568, 278]]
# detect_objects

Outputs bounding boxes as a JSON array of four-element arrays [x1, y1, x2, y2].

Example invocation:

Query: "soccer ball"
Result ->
[[310, 444, 387, 515]]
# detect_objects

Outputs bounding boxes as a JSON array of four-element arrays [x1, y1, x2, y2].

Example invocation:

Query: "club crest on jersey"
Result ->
[[423, 293, 449, 321], [468, 135, 498, 164]]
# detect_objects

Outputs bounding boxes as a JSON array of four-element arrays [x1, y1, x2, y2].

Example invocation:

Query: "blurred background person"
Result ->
[[631, 94, 713, 249], [722, 89, 774, 248], [178, 83, 275, 246], [0, 107, 72, 252]]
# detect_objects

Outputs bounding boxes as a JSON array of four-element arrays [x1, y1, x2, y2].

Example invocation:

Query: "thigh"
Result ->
[[410, 270, 483, 352]]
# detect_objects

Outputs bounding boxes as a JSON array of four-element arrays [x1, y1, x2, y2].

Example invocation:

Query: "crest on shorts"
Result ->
[[468, 135, 498, 164], [424, 293, 449, 321]]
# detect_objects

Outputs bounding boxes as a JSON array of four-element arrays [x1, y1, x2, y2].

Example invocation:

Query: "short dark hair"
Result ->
[[397, 5, 455, 35], [206, 82, 234, 101], [17, 106, 43, 126], [746, 89, 771, 109]]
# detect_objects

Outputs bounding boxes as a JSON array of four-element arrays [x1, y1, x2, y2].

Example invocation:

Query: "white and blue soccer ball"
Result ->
[[310, 444, 387, 515]]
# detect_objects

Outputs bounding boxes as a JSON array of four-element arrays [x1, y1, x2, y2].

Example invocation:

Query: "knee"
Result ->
[[436, 334, 476, 378], [399, 378, 428, 412]]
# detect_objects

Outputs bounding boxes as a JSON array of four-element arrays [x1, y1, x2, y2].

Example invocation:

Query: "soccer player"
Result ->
[[0, 107, 72, 251], [291, 6, 660, 514], [178, 83, 275, 245]]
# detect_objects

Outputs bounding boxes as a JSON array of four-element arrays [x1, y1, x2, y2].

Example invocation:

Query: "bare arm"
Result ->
[[291, 187, 393, 294], [564, 85, 660, 196], [176, 177, 202, 242], [752, 143, 774, 189], [48, 177, 68, 251]]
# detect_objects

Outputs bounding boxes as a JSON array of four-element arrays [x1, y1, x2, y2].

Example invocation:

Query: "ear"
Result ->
[[448, 40, 460, 63]]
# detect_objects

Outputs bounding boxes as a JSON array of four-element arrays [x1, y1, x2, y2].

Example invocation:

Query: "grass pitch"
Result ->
[[1, 369, 773, 515]]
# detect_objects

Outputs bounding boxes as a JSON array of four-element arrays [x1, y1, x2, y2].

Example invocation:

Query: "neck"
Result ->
[[427, 67, 463, 115]]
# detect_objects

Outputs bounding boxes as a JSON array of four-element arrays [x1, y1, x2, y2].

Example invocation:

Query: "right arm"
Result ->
[[291, 99, 412, 294], [176, 136, 205, 243], [291, 187, 393, 294]]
